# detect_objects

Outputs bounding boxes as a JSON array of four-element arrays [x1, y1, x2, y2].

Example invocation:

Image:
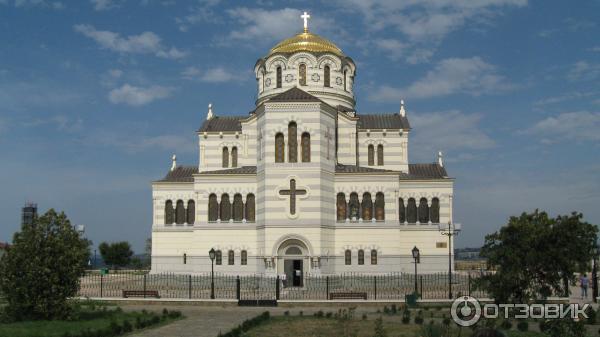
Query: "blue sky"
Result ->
[[0, 0, 599, 253]]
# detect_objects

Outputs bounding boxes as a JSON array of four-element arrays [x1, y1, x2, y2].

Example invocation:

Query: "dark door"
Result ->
[[292, 260, 303, 287]]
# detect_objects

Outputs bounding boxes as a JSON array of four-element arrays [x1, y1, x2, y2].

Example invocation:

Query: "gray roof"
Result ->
[[198, 166, 257, 175], [401, 163, 448, 180], [198, 116, 245, 133], [157, 166, 198, 182], [357, 114, 411, 131], [268, 87, 323, 102], [335, 164, 396, 174]]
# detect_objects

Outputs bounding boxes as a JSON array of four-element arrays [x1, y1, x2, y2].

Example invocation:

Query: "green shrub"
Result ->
[[587, 306, 597, 324], [326, 312, 333, 318], [401, 310, 411, 324], [516, 321, 528, 331], [284, 310, 289, 316], [414, 314, 424, 325], [500, 320, 512, 330], [420, 323, 443, 337], [391, 304, 397, 314], [362, 313, 368, 320], [383, 306, 390, 314], [373, 316, 387, 337], [122, 319, 133, 333]]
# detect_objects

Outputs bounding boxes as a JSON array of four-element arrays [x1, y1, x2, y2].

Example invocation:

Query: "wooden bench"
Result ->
[[329, 292, 367, 300], [122, 290, 160, 298]]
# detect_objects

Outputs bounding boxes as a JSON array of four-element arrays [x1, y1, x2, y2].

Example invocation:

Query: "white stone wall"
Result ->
[[357, 130, 409, 173], [336, 113, 358, 165]]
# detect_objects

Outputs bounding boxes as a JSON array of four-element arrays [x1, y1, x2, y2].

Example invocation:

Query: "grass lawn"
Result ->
[[0, 306, 182, 337]]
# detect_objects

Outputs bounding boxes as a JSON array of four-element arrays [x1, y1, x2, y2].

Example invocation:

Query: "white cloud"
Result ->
[[225, 7, 309, 44], [373, 39, 407, 61], [108, 84, 173, 106], [533, 91, 600, 107], [567, 61, 600, 82], [523, 111, 600, 144], [175, 0, 221, 32], [10, 0, 64, 8], [409, 110, 495, 162], [0, 81, 82, 111], [181, 66, 238, 83], [90, 0, 120, 11], [369, 57, 509, 101], [73, 24, 187, 59], [591, 46, 600, 53]]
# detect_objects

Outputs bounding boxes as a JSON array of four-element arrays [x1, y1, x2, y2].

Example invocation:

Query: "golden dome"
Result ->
[[269, 30, 343, 56]]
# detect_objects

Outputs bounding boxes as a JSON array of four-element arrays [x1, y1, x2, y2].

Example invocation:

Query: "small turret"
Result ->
[[206, 103, 214, 120], [399, 99, 406, 117], [171, 154, 177, 171], [438, 151, 444, 167]]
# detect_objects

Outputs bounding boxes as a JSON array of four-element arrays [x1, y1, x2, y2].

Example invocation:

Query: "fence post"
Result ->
[[374, 275, 377, 300], [276, 275, 280, 300], [419, 275, 423, 299], [100, 273, 103, 298], [236, 276, 241, 300], [143, 274, 147, 298], [188, 274, 192, 299], [326, 276, 330, 300], [468, 273, 471, 296]]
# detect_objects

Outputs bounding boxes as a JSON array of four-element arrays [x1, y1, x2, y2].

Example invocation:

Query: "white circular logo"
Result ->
[[451, 296, 481, 327]]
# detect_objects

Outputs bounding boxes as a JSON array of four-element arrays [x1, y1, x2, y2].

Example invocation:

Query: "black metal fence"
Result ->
[[78, 271, 489, 301]]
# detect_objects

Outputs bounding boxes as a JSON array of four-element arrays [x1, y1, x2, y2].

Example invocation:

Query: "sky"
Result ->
[[0, 0, 599, 253]]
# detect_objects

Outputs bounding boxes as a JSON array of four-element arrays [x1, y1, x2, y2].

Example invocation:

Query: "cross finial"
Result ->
[[301, 11, 310, 32], [171, 154, 177, 171], [438, 151, 444, 167], [399, 99, 406, 117], [206, 103, 214, 120]]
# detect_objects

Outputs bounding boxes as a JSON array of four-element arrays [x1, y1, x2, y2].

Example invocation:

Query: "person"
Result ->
[[580, 273, 589, 299]]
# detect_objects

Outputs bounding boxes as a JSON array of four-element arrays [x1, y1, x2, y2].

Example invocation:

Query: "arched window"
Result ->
[[419, 198, 429, 223], [345, 249, 351, 265], [375, 192, 385, 221], [361, 192, 373, 220], [261, 69, 265, 93], [288, 122, 297, 163], [358, 249, 364, 265], [231, 147, 238, 168], [275, 132, 285, 163], [228, 250, 234, 265], [241, 250, 247, 265], [222, 147, 229, 168], [175, 200, 185, 224], [407, 198, 417, 223], [186, 200, 195, 224], [215, 250, 222, 265], [232, 194, 243, 221], [299, 63, 307, 86], [324, 65, 330, 87], [368, 145, 374, 166], [430, 198, 440, 223], [245, 194, 255, 222], [349, 192, 360, 220], [165, 200, 174, 225], [301, 132, 310, 162], [377, 145, 384, 166], [183, 253, 187, 264], [343, 70, 347, 91], [208, 194, 218, 221], [371, 250, 378, 265], [220, 194, 231, 221], [336, 193, 347, 221], [398, 198, 406, 223], [276, 66, 282, 88]]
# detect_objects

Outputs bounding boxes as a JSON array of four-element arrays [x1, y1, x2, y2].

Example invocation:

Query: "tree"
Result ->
[[0, 209, 90, 320], [477, 210, 597, 303], [98, 241, 133, 268]]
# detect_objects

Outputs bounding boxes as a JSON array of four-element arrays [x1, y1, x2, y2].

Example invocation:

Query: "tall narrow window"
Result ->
[[216, 250, 222, 265], [377, 145, 384, 166], [186, 200, 195, 224], [336, 193, 347, 221], [370, 250, 378, 265], [375, 192, 385, 221], [165, 200, 174, 225], [261, 69, 265, 93], [299, 64, 307, 86], [361, 192, 373, 220], [220, 194, 231, 221], [407, 198, 417, 223], [349, 192, 360, 220], [175, 200, 185, 225], [183, 253, 187, 264], [419, 198, 430, 223], [208, 194, 218, 221], [398, 198, 406, 223], [245, 194, 255, 222], [343, 70, 347, 91], [368, 145, 374, 166], [345, 249, 351, 265], [358, 249, 364, 265], [228, 250, 234, 265], [430, 198, 440, 223], [276, 66, 282, 88], [222, 147, 229, 168], [241, 250, 247, 265], [233, 194, 243, 221], [275, 133, 285, 163], [231, 147, 238, 168], [301, 132, 311, 162], [324, 65, 330, 87], [288, 122, 297, 163]]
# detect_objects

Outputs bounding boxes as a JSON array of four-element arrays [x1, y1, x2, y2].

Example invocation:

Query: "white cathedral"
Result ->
[[151, 14, 456, 283]]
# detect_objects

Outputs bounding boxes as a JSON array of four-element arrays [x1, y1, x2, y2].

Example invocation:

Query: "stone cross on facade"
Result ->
[[278, 179, 307, 215], [325, 127, 332, 160], [301, 11, 310, 32]]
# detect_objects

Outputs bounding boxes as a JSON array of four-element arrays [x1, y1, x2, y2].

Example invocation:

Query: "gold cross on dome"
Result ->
[[301, 11, 310, 32]]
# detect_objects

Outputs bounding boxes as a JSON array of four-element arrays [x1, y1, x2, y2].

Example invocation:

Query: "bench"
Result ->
[[329, 292, 367, 300], [122, 290, 160, 298]]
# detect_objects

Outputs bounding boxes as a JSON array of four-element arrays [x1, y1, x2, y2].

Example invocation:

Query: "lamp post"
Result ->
[[439, 222, 461, 299], [412, 246, 420, 295], [593, 245, 598, 303], [209, 248, 216, 299]]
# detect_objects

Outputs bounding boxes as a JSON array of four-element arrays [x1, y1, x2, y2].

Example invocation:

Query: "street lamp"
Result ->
[[412, 246, 420, 295], [209, 248, 216, 299], [593, 244, 598, 303], [439, 222, 461, 299]]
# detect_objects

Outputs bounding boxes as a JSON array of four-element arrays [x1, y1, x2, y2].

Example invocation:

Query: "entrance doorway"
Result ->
[[284, 259, 303, 287]]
